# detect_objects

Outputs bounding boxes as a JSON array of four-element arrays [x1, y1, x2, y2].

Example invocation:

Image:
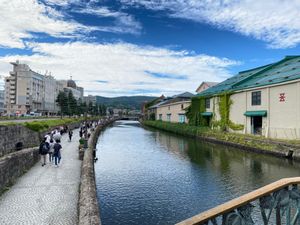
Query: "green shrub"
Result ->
[[23, 118, 84, 132]]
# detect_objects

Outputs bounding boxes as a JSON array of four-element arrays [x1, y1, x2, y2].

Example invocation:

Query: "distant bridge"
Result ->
[[120, 116, 140, 121]]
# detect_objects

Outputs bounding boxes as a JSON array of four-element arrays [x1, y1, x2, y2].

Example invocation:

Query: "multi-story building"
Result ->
[[198, 55, 300, 139], [83, 95, 97, 106], [0, 90, 5, 114], [58, 78, 84, 101], [4, 61, 64, 115]]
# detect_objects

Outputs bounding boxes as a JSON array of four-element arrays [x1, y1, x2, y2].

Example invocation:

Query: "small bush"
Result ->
[[23, 118, 84, 132]]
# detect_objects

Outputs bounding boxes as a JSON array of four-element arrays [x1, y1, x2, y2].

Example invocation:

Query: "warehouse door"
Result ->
[[251, 116, 262, 135]]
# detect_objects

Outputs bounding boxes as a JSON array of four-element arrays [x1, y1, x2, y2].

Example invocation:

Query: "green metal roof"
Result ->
[[244, 110, 267, 117], [197, 56, 300, 97], [201, 112, 213, 116]]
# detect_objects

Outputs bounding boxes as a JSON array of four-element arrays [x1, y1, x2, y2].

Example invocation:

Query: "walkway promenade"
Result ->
[[0, 129, 81, 225]]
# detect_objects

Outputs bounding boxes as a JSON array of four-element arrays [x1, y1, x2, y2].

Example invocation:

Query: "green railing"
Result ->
[[177, 177, 300, 225]]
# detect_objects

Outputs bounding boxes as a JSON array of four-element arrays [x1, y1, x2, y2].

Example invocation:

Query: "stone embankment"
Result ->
[[142, 120, 300, 161], [0, 147, 39, 195], [78, 118, 115, 225], [0, 125, 40, 157]]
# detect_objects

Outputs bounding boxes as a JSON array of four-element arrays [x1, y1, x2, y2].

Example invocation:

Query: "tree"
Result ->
[[88, 102, 93, 115], [56, 91, 68, 118], [67, 91, 77, 116]]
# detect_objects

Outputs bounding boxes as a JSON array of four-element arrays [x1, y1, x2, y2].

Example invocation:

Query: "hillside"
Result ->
[[95, 96, 157, 110]]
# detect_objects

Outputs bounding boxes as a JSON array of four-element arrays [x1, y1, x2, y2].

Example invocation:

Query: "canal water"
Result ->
[[95, 121, 300, 225]]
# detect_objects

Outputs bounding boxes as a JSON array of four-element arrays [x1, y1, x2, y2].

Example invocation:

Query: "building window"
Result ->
[[252, 91, 261, 105], [205, 98, 210, 108], [159, 114, 162, 120], [167, 114, 171, 122], [181, 104, 184, 109], [179, 114, 185, 123]]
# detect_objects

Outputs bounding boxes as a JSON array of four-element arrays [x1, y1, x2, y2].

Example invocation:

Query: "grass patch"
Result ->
[[23, 118, 83, 132]]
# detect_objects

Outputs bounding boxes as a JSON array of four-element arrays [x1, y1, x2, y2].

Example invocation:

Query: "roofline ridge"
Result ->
[[232, 56, 294, 88], [285, 55, 300, 59], [239, 63, 273, 74]]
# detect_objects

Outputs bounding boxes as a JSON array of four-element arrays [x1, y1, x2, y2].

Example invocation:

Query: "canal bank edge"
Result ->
[[142, 120, 300, 160], [78, 118, 116, 225]]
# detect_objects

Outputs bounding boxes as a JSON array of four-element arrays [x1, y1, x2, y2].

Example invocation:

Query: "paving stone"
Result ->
[[0, 130, 81, 225]]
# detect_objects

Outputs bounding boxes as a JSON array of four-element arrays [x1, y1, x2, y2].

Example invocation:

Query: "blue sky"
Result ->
[[0, 0, 299, 97]]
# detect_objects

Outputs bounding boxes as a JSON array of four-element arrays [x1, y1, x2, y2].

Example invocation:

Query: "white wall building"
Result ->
[[199, 55, 300, 140], [4, 61, 64, 115], [59, 78, 84, 101]]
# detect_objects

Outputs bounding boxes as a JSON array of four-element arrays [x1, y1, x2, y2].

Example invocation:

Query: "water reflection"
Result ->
[[95, 121, 300, 225]]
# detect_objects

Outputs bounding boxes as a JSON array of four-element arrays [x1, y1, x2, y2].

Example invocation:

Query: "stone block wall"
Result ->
[[0, 147, 40, 194], [0, 125, 40, 157], [0, 122, 82, 158], [78, 119, 116, 225]]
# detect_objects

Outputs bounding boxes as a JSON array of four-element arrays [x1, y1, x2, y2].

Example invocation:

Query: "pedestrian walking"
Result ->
[[79, 129, 83, 138], [44, 132, 51, 143], [53, 130, 61, 143], [39, 138, 50, 166], [53, 140, 62, 167], [68, 130, 73, 141], [48, 138, 54, 163]]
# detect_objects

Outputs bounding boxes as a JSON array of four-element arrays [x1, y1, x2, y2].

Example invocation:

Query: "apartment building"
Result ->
[[4, 61, 70, 115]]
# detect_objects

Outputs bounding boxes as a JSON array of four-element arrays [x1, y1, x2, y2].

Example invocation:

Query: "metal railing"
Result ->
[[176, 177, 300, 225]]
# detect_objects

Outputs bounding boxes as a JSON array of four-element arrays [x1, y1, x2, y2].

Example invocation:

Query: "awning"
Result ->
[[201, 112, 213, 116], [244, 110, 267, 117]]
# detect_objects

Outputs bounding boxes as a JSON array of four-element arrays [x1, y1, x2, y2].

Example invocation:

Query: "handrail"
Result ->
[[176, 177, 300, 225]]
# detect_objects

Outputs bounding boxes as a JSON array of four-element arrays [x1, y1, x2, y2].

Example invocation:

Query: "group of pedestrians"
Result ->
[[79, 121, 95, 139], [39, 120, 102, 167], [39, 128, 65, 167]]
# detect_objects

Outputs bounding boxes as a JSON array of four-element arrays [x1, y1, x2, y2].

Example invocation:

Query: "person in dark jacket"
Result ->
[[53, 140, 62, 167], [39, 138, 50, 166], [68, 130, 73, 142]]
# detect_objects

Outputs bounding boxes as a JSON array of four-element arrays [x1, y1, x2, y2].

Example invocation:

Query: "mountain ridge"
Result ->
[[95, 95, 157, 110]]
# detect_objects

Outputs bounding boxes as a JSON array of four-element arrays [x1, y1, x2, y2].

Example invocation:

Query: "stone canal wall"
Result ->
[[0, 147, 40, 194], [0, 125, 40, 157], [78, 119, 115, 225], [0, 122, 81, 158], [142, 120, 300, 161]]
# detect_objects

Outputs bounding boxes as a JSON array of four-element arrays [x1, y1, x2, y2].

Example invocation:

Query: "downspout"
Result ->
[[297, 82, 300, 139], [244, 91, 247, 134], [266, 87, 270, 138]]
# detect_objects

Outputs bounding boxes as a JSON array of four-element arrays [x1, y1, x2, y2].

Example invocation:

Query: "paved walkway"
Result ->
[[0, 129, 82, 225]]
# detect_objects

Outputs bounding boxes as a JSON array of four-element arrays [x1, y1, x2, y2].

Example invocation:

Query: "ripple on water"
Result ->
[[95, 121, 300, 225]]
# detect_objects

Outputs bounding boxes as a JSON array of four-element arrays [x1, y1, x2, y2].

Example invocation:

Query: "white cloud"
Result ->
[[121, 0, 300, 48], [0, 42, 238, 96], [76, 6, 142, 35], [0, 0, 143, 49], [0, 0, 91, 48]]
